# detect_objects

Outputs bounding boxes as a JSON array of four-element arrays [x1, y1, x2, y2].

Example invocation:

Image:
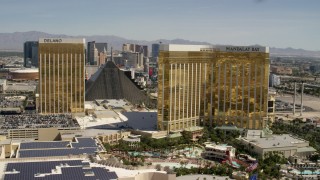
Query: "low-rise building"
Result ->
[[8, 68, 39, 81], [122, 134, 141, 148], [16, 137, 101, 158], [130, 130, 167, 139], [93, 110, 119, 119], [184, 126, 203, 141], [1, 160, 118, 179], [0, 79, 6, 93], [98, 130, 131, 145], [7, 127, 63, 140], [268, 89, 276, 122], [202, 142, 236, 161], [240, 130, 316, 160], [0, 138, 20, 158], [271, 66, 293, 75], [269, 73, 281, 87], [232, 171, 249, 180], [5, 83, 37, 94], [118, 172, 175, 180]]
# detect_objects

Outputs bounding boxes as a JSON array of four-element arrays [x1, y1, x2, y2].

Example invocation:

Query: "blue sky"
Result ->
[[0, 0, 319, 50]]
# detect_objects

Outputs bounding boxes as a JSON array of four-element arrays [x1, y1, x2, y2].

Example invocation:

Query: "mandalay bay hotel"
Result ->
[[38, 38, 85, 114], [157, 44, 269, 133]]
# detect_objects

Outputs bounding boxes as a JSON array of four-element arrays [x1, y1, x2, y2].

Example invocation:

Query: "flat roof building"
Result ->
[[8, 68, 39, 81], [39, 38, 85, 114], [158, 44, 270, 132], [2, 160, 118, 180], [240, 130, 316, 160], [202, 142, 236, 161], [17, 137, 100, 158]]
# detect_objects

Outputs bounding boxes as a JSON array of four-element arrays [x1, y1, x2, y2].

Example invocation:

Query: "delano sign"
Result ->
[[39, 38, 85, 44], [43, 39, 62, 43]]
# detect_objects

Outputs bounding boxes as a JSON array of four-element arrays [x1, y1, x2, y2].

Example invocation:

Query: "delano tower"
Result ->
[[158, 44, 269, 133], [39, 38, 85, 114]]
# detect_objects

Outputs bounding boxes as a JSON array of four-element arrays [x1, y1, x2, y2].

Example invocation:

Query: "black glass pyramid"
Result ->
[[85, 61, 156, 108]]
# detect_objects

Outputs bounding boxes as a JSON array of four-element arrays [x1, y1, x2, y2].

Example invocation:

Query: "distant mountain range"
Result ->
[[0, 31, 319, 57]]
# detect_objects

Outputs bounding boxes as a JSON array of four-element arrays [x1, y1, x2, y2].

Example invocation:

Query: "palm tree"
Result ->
[[195, 150, 199, 158], [155, 164, 162, 171]]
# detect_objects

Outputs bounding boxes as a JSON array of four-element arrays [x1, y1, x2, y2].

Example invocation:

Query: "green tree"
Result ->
[[181, 131, 193, 144], [257, 152, 287, 179], [155, 164, 162, 171], [104, 143, 111, 152]]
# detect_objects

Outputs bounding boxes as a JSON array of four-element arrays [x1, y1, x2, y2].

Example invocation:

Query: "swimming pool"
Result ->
[[231, 161, 241, 168], [152, 162, 199, 169], [290, 169, 320, 175], [128, 151, 161, 157], [177, 147, 203, 158]]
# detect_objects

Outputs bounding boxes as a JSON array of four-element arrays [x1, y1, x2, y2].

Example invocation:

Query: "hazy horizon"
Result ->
[[1, 0, 319, 51]]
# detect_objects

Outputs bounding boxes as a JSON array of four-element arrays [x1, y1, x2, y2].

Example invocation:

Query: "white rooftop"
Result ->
[[94, 110, 118, 118], [90, 163, 166, 178], [243, 133, 310, 149], [61, 129, 122, 139], [84, 101, 106, 111], [97, 99, 128, 108], [10, 69, 38, 73], [75, 115, 123, 129], [6, 85, 36, 92], [0, 79, 7, 83], [204, 142, 233, 151], [177, 175, 232, 180]]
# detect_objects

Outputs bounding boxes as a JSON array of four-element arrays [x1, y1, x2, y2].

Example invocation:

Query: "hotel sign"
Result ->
[[221, 46, 269, 53], [43, 39, 62, 43], [39, 38, 85, 44]]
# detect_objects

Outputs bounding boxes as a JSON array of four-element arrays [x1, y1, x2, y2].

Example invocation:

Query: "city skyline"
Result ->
[[0, 0, 319, 51]]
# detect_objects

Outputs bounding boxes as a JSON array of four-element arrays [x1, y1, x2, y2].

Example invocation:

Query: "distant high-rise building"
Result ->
[[152, 43, 160, 58], [122, 43, 134, 52], [122, 43, 148, 57], [139, 45, 149, 58], [122, 51, 144, 69], [39, 38, 85, 114], [122, 43, 148, 71], [157, 44, 270, 133], [87, 41, 107, 65], [269, 74, 281, 87], [23, 41, 38, 67]]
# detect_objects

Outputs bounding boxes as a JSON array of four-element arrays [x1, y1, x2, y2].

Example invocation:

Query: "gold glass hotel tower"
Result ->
[[158, 44, 269, 132], [39, 38, 85, 114]]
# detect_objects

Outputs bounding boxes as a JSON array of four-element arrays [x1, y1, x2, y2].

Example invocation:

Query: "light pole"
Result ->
[[125, 59, 128, 69], [300, 81, 304, 116]]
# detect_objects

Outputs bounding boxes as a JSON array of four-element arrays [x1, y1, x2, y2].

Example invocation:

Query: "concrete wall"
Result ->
[[118, 172, 176, 180], [99, 131, 131, 145], [130, 130, 167, 139], [262, 147, 297, 158], [240, 138, 298, 158], [3, 143, 19, 158], [38, 128, 61, 141]]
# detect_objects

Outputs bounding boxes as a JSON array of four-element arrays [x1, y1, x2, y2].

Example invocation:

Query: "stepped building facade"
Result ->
[[157, 44, 269, 132]]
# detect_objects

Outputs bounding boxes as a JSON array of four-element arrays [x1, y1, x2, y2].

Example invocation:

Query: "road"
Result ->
[[276, 93, 320, 119]]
